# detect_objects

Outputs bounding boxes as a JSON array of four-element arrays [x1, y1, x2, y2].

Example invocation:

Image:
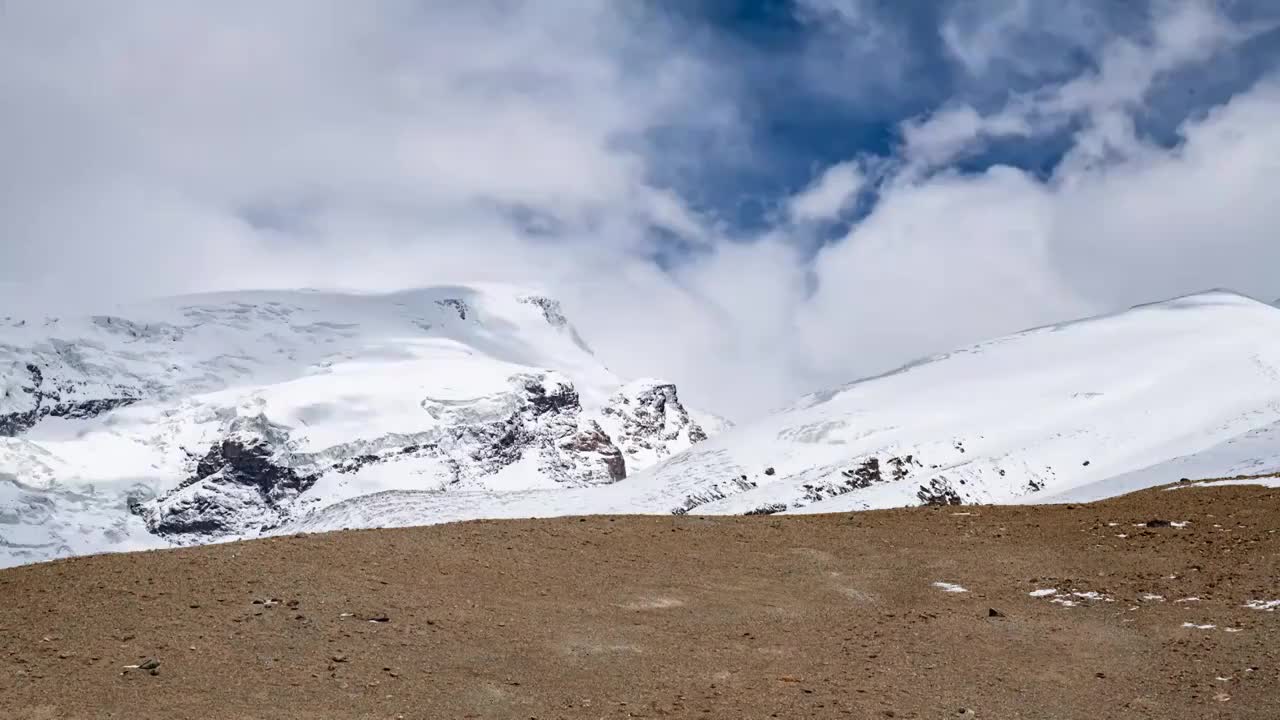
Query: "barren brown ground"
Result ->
[[1, 484, 1278, 719]]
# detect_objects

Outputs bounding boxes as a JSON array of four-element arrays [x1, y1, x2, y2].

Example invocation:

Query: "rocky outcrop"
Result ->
[[671, 475, 757, 515], [917, 477, 964, 506], [0, 288, 723, 562], [518, 295, 596, 354], [518, 295, 569, 327], [137, 416, 317, 538], [136, 372, 632, 543], [1, 362, 139, 437], [435, 298, 470, 320], [795, 454, 925, 505], [595, 381, 710, 474]]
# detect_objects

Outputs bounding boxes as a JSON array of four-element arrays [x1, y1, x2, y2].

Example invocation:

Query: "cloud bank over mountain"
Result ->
[[2, 1, 1278, 419]]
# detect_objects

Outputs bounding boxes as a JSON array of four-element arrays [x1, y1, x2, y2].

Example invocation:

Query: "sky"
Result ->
[[2, 0, 1280, 420]]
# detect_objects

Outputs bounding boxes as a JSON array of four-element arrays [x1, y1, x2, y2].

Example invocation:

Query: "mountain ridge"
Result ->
[[292, 289, 1280, 534], [6, 287, 1280, 566], [0, 285, 720, 564]]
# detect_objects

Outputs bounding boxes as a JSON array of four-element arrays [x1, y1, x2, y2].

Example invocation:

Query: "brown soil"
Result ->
[[2, 484, 1278, 719]]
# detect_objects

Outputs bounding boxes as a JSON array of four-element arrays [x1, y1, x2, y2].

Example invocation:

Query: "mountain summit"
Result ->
[[0, 286, 719, 565], [7, 289, 1280, 567], [291, 290, 1280, 535]]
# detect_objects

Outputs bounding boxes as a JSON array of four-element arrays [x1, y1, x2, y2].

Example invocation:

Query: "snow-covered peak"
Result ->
[[10, 287, 1280, 567], [0, 284, 615, 432], [593, 379, 718, 472], [288, 289, 1280, 535], [634, 289, 1280, 515], [0, 285, 719, 564]]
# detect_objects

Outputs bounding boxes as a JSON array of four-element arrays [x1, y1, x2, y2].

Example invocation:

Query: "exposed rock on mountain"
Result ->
[[0, 286, 718, 561], [289, 291, 1280, 539], [13, 289, 1280, 568], [595, 380, 712, 474]]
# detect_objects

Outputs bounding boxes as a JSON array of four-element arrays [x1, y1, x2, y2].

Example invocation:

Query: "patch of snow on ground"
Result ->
[[1031, 589, 1114, 607], [1184, 477, 1280, 489], [932, 582, 968, 594], [1244, 600, 1280, 611]]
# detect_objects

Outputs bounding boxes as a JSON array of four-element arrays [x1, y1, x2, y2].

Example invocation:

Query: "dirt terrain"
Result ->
[[1, 483, 1277, 719]]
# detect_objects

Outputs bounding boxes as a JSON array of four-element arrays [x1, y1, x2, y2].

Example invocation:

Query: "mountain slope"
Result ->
[[0, 286, 718, 565], [295, 290, 1280, 534], [10, 288, 1280, 565], [1041, 419, 1280, 503]]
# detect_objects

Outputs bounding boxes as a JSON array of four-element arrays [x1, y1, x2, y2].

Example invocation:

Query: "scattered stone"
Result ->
[[1145, 519, 1172, 528], [988, 608, 1005, 618], [138, 658, 160, 671], [764, 467, 776, 476]]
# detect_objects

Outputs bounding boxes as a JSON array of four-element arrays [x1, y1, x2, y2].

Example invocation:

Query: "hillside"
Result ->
[[295, 290, 1280, 534], [2, 484, 1277, 719], [0, 286, 720, 566], [9, 288, 1280, 567]]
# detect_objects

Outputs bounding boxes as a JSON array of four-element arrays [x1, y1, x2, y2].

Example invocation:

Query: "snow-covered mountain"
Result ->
[[8, 288, 1280, 567], [0, 286, 720, 565], [292, 290, 1280, 534]]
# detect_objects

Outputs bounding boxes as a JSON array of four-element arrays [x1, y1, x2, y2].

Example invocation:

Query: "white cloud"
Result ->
[[794, 165, 1096, 383], [905, 0, 1260, 169], [901, 105, 1032, 168], [788, 161, 865, 223], [0, 2, 729, 295], [784, 71, 1280, 400], [940, 1, 1110, 79], [2, 0, 1279, 423], [1048, 77, 1280, 305], [940, 0, 1035, 76]]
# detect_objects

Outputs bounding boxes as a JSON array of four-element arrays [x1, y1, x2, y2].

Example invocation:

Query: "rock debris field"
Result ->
[[1, 483, 1277, 719]]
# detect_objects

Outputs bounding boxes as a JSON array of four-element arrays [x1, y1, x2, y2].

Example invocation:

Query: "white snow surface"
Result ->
[[1046, 421, 1280, 502], [295, 290, 1280, 535], [1174, 476, 1280, 490], [0, 285, 719, 566], [8, 288, 1280, 567]]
